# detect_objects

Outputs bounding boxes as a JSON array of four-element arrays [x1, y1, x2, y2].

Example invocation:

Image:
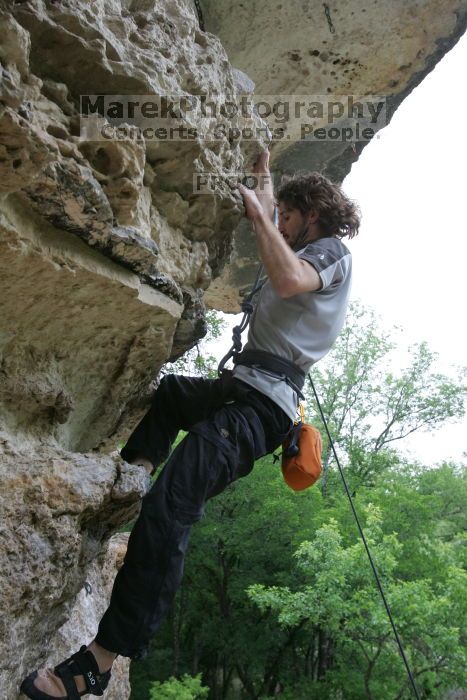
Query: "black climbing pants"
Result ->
[[95, 373, 292, 659]]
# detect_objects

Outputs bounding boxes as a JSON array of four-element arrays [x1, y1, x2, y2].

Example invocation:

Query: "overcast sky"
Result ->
[[342, 31, 466, 465], [211, 32, 467, 466]]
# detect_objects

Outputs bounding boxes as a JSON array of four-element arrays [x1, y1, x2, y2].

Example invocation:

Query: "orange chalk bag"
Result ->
[[281, 403, 323, 491]]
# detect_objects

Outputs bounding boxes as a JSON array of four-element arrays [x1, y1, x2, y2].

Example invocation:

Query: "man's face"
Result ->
[[277, 203, 311, 248]]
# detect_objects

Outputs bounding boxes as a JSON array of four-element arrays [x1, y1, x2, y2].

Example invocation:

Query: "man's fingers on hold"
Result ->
[[239, 182, 254, 193]]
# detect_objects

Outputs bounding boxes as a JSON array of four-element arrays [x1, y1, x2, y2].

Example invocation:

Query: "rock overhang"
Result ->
[[200, 0, 467, 310]]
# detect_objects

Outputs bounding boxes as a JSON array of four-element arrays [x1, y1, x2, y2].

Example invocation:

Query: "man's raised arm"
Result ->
[[251, 150, 275, 223], [238, 184, 321, 298]]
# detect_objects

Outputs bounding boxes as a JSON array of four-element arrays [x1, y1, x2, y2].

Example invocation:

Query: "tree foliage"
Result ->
[[129, 306, 466, 700], [248, 506, 466, 699], [149, 673, 209, 699], [303, 302, 465, 490], [164, 310, 227, 379]]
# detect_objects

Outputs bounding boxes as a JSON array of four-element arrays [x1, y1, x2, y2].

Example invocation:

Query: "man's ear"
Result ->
[[306, 209, 319, 225]]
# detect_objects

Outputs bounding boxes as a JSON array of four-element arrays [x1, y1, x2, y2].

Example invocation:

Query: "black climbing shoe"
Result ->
[[20, 646, 111, 699]]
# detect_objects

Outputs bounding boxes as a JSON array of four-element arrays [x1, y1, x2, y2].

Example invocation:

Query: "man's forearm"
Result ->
[[254, 175, 275, 222], [252, 211, 303, 296]]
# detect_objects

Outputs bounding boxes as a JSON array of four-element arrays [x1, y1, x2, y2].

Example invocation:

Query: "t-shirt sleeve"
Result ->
[[298, 238, 351, 291]]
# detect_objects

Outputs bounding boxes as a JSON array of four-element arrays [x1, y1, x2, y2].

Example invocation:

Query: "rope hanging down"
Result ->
[[308, 374, 421, 700], [217, 250, 421, 698]]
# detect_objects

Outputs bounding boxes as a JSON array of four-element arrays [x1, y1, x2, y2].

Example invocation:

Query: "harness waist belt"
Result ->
[[233, 349, 305, 391]]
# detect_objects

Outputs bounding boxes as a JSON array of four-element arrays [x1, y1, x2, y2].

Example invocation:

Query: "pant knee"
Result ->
[[173, 504, 204, 525]]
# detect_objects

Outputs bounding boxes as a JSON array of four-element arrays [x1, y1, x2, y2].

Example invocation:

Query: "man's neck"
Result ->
[[298, 231, 334, 248]]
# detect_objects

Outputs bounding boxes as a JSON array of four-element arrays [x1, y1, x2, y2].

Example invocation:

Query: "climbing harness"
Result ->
[[217, 268, 306, 398], [233, 349, 305, 397], [218, 208, 307, 395], [216, 256, 421, 699]]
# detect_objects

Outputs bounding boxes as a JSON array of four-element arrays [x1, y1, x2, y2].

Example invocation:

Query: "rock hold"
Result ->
[[53, 534, 134, 700], [0, 443, 146, 699]]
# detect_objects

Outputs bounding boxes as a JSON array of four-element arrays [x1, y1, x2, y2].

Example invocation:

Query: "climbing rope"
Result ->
[[216, 259, 421, 697], [218, 208, 278, 376], [308, 374, 421, 699], [217, 263, 265, 376]]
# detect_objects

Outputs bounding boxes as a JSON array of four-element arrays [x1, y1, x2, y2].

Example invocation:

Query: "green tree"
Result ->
[[129, 306, 466, 699], [247, 503, 466, 699], [130, 460, 467, 699], [164, 310, 227, 378], [149, 673, 209, 699], [305, 302, 465, 491]]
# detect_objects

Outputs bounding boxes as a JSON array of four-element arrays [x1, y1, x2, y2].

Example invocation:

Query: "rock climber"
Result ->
[[20, 149, 360, 699]]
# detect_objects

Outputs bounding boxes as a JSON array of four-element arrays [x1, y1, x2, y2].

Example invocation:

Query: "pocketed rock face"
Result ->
[[52, 534, 133, 700], [0, 1, 264, 697], [202, 0, 467, 169], [1, 440, 147, 700], [0, 195, 183, 452], [0, 0, 266, 457]]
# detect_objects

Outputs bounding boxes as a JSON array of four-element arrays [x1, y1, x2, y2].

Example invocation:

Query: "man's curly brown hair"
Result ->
[[275, 171, 361, 239]]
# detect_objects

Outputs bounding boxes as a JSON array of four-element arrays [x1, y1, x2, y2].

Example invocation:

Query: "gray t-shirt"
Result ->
[[232, 237, 352, 420]]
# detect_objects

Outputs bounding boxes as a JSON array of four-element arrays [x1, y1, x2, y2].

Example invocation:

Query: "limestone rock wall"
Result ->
[[0, 0, 265, 449], [0, 1, 264, 697], [1, 443, 147, 699], [201, 0, 467, 171], [52, 534, 133, 700]]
